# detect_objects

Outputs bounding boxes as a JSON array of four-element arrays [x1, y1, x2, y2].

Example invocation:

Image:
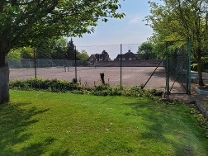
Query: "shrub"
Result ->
[[10, 79, 164, 99], [9, 80, 30, 90], [10, 78, 81, 92]]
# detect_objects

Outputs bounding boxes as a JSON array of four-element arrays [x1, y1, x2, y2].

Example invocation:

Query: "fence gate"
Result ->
[[165, 39, 191, 95]]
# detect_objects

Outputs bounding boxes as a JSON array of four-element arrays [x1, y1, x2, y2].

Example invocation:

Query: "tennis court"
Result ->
[[10, 66, 186, 92]]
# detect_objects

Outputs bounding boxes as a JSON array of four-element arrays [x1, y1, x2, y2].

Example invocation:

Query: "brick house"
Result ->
[[114, 50, 138, 61], [88, 50, 111, 63]]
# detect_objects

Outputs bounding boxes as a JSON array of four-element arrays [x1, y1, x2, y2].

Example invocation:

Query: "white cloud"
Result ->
[[129, 15, 142, 24]]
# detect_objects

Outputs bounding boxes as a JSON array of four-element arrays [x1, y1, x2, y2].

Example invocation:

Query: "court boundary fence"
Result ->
[[8, 44, 166, 89], [165, 39, 191, 95]]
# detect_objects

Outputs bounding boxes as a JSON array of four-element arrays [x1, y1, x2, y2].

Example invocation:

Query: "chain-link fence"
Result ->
[[164, 40, 191, 94], [8, 44, 166, 89]]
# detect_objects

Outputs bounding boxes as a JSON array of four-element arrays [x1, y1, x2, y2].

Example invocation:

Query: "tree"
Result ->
[[0, 0, 125, 104], [20, 47, 34, 59], [7, 49, 22, 61], [52, 37, 67, 59], [8, 37, 67, 60], [77, 50, 89, 61], [52, 46, 66, 59], [146, 0, 208, 86], [33, 37, 68, 59], [137, 42, 156, 60], [66, 38, 76, 60]]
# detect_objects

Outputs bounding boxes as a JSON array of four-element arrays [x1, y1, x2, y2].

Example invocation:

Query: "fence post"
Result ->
[[34, 48, 37, 79], [75, 46, 77, 81], [187, 38, 191, 95], [120, 44, 122, 86], [165, 42, 170, 95]]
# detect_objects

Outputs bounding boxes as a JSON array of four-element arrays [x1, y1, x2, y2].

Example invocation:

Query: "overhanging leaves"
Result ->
[[0, 0, 125, 49]]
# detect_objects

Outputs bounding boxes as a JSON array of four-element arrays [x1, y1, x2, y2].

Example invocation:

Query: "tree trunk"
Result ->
[[197, 54, 205, 86], [0, 64, 10, 104], [0, 38, 11, 104]]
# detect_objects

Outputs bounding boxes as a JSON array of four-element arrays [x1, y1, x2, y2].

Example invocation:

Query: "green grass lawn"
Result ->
[[0, 90, 208, 156]]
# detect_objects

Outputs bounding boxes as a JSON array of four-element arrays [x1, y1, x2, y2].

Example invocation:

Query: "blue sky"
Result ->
[[71, 0, 155, 59]]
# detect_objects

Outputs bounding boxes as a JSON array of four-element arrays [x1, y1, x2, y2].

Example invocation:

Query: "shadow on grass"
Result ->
[[0, 102, 69, 156], [125, 101, 200, 155], [50, 149, 71, 156]]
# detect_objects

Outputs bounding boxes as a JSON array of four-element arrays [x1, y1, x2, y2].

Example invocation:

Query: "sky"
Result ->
[[70, 0, 155, 59]]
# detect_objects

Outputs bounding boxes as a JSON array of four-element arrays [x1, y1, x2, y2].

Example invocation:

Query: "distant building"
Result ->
[[114, 50, 138, 61], [88, 55, 96, 62], [88, 50, 111, 63]]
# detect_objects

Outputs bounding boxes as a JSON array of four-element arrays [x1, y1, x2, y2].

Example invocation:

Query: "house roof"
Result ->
[[115, 50, 138, 60]]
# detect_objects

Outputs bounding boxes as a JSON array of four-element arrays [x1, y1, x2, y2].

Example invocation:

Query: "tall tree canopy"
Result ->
[[137, 42, 156, 60], [0, 0, 125, 104], [77, 50, 89, 61], [66, 38, 76, 60], [0, 0, 124, 66], [146, 0, 208, 86]]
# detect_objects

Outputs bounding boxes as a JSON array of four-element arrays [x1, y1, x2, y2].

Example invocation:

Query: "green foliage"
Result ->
[[66, 39, 76, 60], [137, 41, 157, 60], [92, 84, 121, 96], [8, 38, 89, 60], [51, 37, 67, 59], [35, 48, 52, 59], [91, 85, 163, 99], [77, 50, 89, 61], [9, 78, 80, 92], [7, 49, 21, 61], [0, 0, 125, 66], [7, 47, 34, 60], [191, 56, 208, 71], [1, 0, 125, 50], [146, 0, 208, 85], [9, 79, 163, 99], [8, 37, 68, 60], [35, 37, 68, 59], [20, 47, 34, 59], [190, 104, 208, 138]]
